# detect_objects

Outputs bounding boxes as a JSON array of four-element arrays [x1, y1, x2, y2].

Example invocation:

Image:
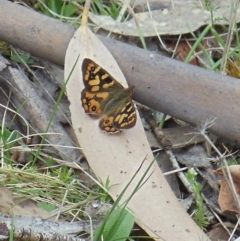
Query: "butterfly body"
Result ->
[[81, 58, 137, 133]]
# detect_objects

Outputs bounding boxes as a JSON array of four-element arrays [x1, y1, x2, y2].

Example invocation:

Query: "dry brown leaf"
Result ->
[[0, 185, 50, 218], [215, 165, 240, 213], [207, 223, 230, 241], [64, 10, 210, 241], [167, 41, 200, 66], [175, 145, 211, 168], [89, 0, 239, 36], [157, 125, 205, 149]]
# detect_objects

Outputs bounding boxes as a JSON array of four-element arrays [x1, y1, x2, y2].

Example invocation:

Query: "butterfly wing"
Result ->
[[99, 98, 137, 133], [82, 58, 124, 92], [81, 89, 109, 115], [81, 58, 124, 116], [81, 58, 137, 133]]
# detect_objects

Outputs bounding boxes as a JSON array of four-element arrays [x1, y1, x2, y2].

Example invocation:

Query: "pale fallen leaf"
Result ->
[[64, 12, 210, 241], [89, 0, 239, 36]]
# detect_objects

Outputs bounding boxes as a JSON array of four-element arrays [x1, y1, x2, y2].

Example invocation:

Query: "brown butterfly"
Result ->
[[81, 58, 137, 133]]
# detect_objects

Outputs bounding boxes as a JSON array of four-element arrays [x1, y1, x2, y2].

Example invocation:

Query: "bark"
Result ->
[[0, 215, 98, 241]]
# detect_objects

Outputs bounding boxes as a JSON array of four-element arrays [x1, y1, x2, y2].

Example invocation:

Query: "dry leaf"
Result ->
[[7, 66, 79, 162], [0, 185, 50, 218], [175, 145, 211, 168], [64, 13, 210, 241], [167, 41, 200, 66], [215, 165, 240, 213], [89, 0, 239, 36], [207, 223, 230, 241]]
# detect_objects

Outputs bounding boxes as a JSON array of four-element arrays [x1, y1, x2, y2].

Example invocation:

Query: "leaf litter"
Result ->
[[89, 0, 240, 36], [0, 0, 240, 240]]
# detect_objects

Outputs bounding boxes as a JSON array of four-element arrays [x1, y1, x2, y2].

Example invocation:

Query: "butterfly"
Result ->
[[81, 58, 137, 134]]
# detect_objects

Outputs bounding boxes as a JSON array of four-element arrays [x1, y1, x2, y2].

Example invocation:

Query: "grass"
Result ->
[[35, 0, 79, 19], [0, 166, 88, 207], [183, 4, 240, 75], [0, 127, 155, 240], [2, 0, 240, 240], [91, 0, 123, 20], [148, 0, 240, 236], [0, 32, 148, 240], [35, 0, 124, 23]]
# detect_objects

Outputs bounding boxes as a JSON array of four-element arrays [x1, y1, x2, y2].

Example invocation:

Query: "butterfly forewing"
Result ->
[[82, 58, 123, 92]]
